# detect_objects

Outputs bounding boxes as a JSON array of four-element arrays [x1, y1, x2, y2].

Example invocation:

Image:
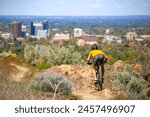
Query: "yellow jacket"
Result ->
[[87, 50, 106, 61]]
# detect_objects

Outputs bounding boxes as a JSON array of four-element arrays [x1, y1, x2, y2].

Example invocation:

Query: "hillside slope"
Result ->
[[1, 56, 148, 100], [0, 56, 34, 82]]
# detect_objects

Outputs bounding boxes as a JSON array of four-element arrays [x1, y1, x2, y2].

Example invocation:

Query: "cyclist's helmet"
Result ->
[[92, 44, 99, 50]]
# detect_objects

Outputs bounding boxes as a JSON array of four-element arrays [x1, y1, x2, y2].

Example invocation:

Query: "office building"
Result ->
[[34, 22, 43, 35], [126, 32, 137, 41], [1, 33, 12, 40], [37, 30, 48, 39], [30, 21, 49, 39], [53, 33, 70, 40], [11, 21, 22, 38], [43, 20, 49, 30], [30, 22, 35, 35]]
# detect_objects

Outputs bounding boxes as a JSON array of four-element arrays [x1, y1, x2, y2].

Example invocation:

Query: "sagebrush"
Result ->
[[111, 65, 146, 99], [24, 44, 84, 69], [28, 72, 72, 99]]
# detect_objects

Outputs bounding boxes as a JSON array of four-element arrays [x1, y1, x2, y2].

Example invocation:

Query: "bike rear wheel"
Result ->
[[96, 66, 103, 91]]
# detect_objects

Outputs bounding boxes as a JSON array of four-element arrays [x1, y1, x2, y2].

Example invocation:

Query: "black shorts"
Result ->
[[93, 54, 104, 66]]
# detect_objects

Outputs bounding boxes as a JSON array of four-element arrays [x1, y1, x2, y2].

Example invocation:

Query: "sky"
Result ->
[[0, 0, 150, 16]]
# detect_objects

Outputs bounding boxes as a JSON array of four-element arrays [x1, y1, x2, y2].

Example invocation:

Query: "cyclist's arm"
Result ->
[[103, 53, 108, 63], [87, 52, 92, 61]]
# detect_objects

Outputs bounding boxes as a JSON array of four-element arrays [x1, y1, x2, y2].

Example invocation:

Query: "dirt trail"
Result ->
[[46, 64, 126, 100]]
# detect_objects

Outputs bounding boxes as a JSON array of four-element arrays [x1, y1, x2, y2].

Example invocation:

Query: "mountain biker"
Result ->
[[87, 44, 108, 82]]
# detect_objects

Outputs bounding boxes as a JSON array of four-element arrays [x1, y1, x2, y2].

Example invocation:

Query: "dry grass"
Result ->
[[0, 56, 33, 99], [0, 73, 33, 100], [0, 71, 77, 100], [0, 56, 78, 100]]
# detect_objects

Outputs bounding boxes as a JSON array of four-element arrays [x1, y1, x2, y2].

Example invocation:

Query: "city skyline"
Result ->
[[0, 0, 150, 16]]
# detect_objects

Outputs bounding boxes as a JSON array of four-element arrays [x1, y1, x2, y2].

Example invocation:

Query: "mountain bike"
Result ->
[[93, 64, 103, 91], [87, 62, 103, 91]]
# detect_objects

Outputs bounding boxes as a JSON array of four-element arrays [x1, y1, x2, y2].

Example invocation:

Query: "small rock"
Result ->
[[132, 64, 143, 73]]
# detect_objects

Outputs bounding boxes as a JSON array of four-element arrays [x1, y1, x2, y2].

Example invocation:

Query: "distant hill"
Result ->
[[0, 15, 150, 26]]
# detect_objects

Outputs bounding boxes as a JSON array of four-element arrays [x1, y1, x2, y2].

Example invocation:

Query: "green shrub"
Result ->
[[28, 72, 72, 97], [124, 48, 136, 58], [133, 46, 150, 76], [111, 64, 146, 99], [116, 51, 126, 61], [24, 44, 84, 69], [104, 45, 137, 64], [108, 57, 117, 65], [36, 61, 50, 71]]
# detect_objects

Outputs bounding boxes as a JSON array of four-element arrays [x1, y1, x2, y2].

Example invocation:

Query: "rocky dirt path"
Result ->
[[47, 64, 125, 100]]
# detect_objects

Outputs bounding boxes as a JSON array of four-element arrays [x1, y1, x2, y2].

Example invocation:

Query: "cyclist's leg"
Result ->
[[93, 65, 97, 80], [101, 63, 104, 78], [93, 55, 99, 80], [96, 55, 104, 78]]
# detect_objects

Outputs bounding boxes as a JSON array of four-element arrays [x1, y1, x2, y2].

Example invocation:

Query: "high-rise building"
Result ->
[[43, 20, 49, 30], [21, 25, 27, 32], [30, 22, 35, 35], [33, 22, 43, 35], [30, 21, 49, 38], [21, 25, 27, 37], [11, 21, 22, 38], [31, 22, 42, 36]]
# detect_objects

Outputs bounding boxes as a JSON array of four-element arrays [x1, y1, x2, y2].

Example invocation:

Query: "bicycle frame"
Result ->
[[95, 65, 103, 91], [87, 62, 103, 91]]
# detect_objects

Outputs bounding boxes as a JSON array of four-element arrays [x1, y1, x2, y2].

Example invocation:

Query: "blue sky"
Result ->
[[0, 0, 150, 16]]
